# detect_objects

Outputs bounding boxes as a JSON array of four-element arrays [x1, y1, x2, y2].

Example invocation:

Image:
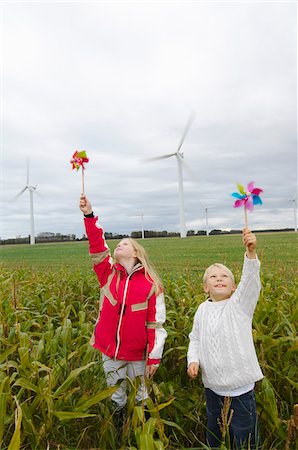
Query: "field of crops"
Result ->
[[0, 232, 297, 449]]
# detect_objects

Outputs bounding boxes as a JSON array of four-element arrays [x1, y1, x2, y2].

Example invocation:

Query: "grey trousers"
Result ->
[[102, 354, 149, 408]]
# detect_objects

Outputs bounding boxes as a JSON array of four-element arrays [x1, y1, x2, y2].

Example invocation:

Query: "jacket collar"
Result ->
[[115, 262, 144, 276]]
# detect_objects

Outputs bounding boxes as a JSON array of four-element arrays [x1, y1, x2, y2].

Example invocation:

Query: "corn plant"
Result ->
[[0, 233, 297, 450]]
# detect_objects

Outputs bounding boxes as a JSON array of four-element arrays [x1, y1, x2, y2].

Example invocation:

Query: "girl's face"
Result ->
[[203, 267, 236, 302], [114, 239, 137, 261]]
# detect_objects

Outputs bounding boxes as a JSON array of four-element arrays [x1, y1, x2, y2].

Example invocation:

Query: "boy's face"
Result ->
[[203, 267, 236, 302]]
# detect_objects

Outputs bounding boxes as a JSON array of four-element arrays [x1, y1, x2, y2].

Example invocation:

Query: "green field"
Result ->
[[0, 232, 297, 449], [1, 231, 297, 273]]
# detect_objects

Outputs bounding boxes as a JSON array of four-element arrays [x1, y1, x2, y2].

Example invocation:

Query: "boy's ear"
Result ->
[[203, 284, 209, 294], [231, 283, 236, 292]]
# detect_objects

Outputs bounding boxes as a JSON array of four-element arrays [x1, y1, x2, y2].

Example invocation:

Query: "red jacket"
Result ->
[[84, 216, 167, 365]]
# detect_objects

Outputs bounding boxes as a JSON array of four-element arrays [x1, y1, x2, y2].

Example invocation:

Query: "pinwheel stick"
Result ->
[[81, 168, 85, 195], [244, 206, 248, 229]]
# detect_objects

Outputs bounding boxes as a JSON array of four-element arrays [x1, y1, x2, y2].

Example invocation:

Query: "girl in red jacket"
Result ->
[[79, 194, 167, 416]]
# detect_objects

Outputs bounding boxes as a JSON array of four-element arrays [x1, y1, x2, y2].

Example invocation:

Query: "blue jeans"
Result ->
[[205, 388, 260, 449]]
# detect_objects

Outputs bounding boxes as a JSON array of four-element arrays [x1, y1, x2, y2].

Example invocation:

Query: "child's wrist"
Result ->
[[246, 250, 257, 259], [84, 211, 94, 218]]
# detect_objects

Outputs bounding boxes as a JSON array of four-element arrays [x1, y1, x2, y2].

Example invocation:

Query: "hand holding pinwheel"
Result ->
[[70, 150, 89, 194], [231, 181, 263, 228]]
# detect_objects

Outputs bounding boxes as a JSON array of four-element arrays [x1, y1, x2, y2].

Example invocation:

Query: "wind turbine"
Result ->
[[205, 207, 209, 236], [140, 213, 145, 239], [291, 195, 297, 232], [15, 160, 37, 245], [145, 113, 195, 238]]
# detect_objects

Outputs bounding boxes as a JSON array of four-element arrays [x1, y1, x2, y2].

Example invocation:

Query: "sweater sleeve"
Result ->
[[187, 309, 200, 366], [231, 254, 261, 317], [84, 216, 114, 287], [146, 291, 167, 365]]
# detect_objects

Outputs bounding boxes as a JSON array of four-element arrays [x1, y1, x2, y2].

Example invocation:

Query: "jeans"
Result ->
[[205, 388, 260, 449]]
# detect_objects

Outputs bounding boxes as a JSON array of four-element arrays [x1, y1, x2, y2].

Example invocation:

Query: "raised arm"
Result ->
[[79, 194, 113, 287], [232, 228, 261, 316], [79, 194, 93, 216], [242, 228, 257, 259]]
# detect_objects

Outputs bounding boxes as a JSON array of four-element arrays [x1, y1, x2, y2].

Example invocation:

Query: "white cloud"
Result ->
[[1, 1, 297, 239]]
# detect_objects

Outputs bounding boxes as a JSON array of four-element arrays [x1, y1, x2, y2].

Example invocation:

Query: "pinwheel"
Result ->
[[231, 181, 263, 227], [70, 150, 89, 194]]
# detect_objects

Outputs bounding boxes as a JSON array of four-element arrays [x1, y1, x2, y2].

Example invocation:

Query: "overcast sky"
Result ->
[[1, 1, 297, 240]]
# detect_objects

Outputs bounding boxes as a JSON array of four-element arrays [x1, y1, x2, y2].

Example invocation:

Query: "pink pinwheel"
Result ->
[[70, 150, 89, 170], [231, 181, 263, 227], [70, 150, 89, 194]]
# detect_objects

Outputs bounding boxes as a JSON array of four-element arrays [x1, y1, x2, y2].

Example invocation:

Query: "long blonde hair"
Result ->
[[114, 238, 163, 294]]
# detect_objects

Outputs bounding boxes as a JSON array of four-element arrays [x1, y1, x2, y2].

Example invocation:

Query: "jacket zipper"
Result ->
[[114, 266, 142, 359]]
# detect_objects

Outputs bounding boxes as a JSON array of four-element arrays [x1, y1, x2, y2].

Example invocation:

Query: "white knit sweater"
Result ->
[[187, 255, 263, 392]]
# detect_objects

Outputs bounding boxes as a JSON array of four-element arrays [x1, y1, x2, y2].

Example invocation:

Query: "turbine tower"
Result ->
[[292, 196, 297, 232], [205, 207, 209, 236], [140, 213, 145, 239], [15, 160, 37, 245], [145, 113, 195, 238]]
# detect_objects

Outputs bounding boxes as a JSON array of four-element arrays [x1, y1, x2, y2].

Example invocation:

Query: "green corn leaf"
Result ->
[[0, 346, 17, 364], [13, 379, 39, 393], [154, 441, 165, 450], [8, 398, 22, 450], [146, 397, 175, 413], [160, 419, 186, 434], [131, 406, 144, 430], [54, 361, 96, 397], [74, 385, 118, 412], [53, 411, 97, 421], [0, 377, 9, 446], [143, 417, 156, 435], [139, 432, 155, 450]]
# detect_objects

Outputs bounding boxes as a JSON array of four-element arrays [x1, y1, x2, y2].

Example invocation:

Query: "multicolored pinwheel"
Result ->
[[231, 181, 263, 227], [70, 150, 89, 194]]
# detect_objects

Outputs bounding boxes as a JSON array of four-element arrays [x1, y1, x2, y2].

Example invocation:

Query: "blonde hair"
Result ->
[[114, 238, 163, 294], [203, 263, 235, 284]]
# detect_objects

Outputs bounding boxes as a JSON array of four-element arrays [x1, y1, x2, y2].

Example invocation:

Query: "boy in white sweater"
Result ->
[[187, 229, 263, 449]]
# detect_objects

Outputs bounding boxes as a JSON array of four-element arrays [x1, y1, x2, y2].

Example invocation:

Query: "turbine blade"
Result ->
[[142, 152, 176, 163], [176, 111, 196, 154], [14, 187, 28, 200], [34, 188, 43, 198], [182, 158, 199, 184]]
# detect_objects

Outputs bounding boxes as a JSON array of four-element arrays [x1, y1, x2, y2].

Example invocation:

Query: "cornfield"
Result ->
[[0, 233, 297, 449]]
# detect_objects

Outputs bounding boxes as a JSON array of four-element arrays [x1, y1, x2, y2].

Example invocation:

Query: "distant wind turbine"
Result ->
[[144, 113, 195, 238], [140, 213, 145, 239], [205, 207, 209, 236], [291, 196, 297, 232], [15, 160, 37, 245]]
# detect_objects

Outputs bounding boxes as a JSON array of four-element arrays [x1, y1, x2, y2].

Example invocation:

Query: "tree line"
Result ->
[[0, 228, 295, 245]]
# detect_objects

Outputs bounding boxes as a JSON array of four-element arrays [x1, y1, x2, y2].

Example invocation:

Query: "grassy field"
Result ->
[[1, 231, 297, 273], [0, 232, 297, 449]]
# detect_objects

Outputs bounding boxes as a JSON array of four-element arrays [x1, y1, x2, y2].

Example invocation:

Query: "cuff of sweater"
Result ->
[[147, 358, 160, 365], [243, 253, 260, 270], [84, 212, 94, 218]]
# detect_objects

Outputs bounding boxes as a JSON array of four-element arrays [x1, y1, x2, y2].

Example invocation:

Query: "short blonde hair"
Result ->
[[203, 263, 235, 284]]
